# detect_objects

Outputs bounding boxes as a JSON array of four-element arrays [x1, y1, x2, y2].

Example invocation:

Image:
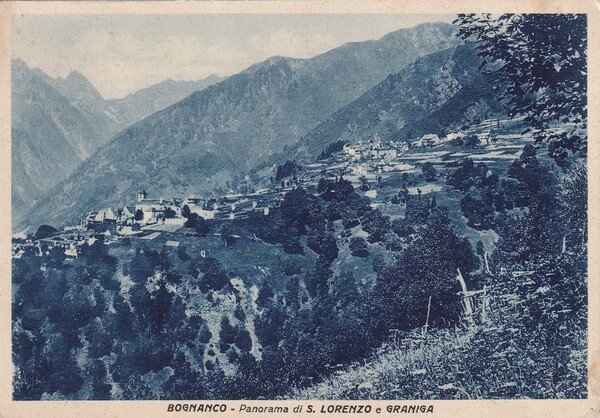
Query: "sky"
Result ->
[[13, 14, 455, 99]]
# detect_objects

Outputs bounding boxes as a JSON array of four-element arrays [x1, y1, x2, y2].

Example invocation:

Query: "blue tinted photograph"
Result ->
[[11, 13, 587, 400]]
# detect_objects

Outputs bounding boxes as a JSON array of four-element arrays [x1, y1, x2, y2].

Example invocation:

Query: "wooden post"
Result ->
[[456, 268, 473, 317], [484, 252, 491, 275], [481, 285, 489, 323], [422, 296, 432, 337], [562, 235, 567, 254]]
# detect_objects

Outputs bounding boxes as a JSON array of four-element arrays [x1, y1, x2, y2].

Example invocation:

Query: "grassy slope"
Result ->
[[290, 289, 586, 400]]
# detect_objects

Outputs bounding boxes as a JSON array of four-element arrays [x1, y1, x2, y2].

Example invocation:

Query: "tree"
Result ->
[[219, 316, 237, 348], [455, 14, 587, 162], [360, 210, 390, 243], [359, 176, 370, 191], [134, 209, 144, 221], [164, 207, 176, 219], [184, 212, 198, 228], [256, 282, 274, 308], [235, 328, 253, 353], [195, 216, 210, 237], [275, 160, 301, 181], [460, 189, 497, 230], [558, 160, 587, 247], [500, 178, 530, 209], [447, 158, 489, 192], [507, 144, 554, 196], [197, 257, 229, 292], [404, 195, 431, 225], [34, 224, 57, 239], [305, 256, 333, 298], [421, 162, 437, 182], [307, 224, 338, 262], [476, 240, 485, 257], [181, 205, 191, 218], [371, 207, 479, 335], [221, 225, 237, 247], [463, 134, 481, 148], [349, 237, 369, 257]]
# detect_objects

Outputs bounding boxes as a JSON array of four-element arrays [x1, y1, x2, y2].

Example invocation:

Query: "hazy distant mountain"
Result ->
[[11, 59, 104, 221], [36, 68, 123, 142], [12, 60, 223, 223], [291, 44, 500, 160], [39, 67, 224, 137], [106, 76, 224, 126], [20, 22, 458, 229]]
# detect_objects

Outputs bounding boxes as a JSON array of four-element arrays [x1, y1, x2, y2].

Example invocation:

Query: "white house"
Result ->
[[343, 144, 359, 160], [135, 200, 163, 224], [410, 138, 424, 148], [85, 208, 117, 231], [64, 243, 78, 258], [477, 132, 491, 145], [188, 204, 215, 220], [183, 196, 206, 208], [120, 206, 136, 223], [445, 132, 463, 142], [421, 134, 441, 147]]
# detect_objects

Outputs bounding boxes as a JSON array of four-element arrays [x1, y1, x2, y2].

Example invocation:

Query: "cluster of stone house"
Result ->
[[342, 140, 406, 162], [340, 131, 470, 161], [12, 232, 106, 259], [406, 119, 508, 148], [13, 119, 523, 262], [76, 124, 507, 235], [78, 187, 283, 235]]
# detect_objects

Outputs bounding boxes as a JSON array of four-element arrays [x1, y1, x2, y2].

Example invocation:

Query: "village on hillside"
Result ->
[[12, 117, 534, 260]]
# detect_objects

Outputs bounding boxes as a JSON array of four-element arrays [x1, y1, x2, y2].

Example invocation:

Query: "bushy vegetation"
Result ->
[[13, 171, 486, 400], [12, 14, 587, 401], [318, 140, 347, 160], [275, 160, 302, 182], [456, 14, 587, 164], [34, 224, 58, 239], [292, 161, 587, 400], [12, 238, 240, 400]]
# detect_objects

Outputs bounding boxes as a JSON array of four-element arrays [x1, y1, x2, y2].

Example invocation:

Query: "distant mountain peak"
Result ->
[[12, 59, 224, 224], [59, 70, 104, 101], [11, 57, 28, 70], [65, 69, 89, 82]]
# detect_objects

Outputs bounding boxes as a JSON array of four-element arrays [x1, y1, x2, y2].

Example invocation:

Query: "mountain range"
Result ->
[[290, 43, 500, 161], [18, 22, 463, 230], [12, 59, 223, 223]]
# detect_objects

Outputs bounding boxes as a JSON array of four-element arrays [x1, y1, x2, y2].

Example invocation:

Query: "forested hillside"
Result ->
[[11, 15, 587, 401]]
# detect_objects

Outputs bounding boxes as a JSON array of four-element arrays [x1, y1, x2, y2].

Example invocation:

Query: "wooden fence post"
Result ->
[[422, 295, 432, 337], [456, 268, 473, 317]]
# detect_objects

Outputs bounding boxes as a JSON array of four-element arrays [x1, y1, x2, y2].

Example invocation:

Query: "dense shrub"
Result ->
[[34, 224, 57, 239], [349, 237, 369, 257]]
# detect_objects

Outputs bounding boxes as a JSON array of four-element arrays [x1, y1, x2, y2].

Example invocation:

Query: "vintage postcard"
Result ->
[[0, 1, 598, 417]]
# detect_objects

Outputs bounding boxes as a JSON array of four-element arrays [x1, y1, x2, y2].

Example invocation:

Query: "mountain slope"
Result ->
[[37, 69, 122, 142], [13, 61, 223, 223], [291, 44, 500, 161], [20, 22, 459, 229], [39, 68, 225, 139], [11, 59, 104, 221], [106, 76, 224, 127]]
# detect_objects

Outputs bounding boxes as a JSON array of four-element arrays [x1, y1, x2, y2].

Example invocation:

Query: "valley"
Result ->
[[11, 15, 588, 402]]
